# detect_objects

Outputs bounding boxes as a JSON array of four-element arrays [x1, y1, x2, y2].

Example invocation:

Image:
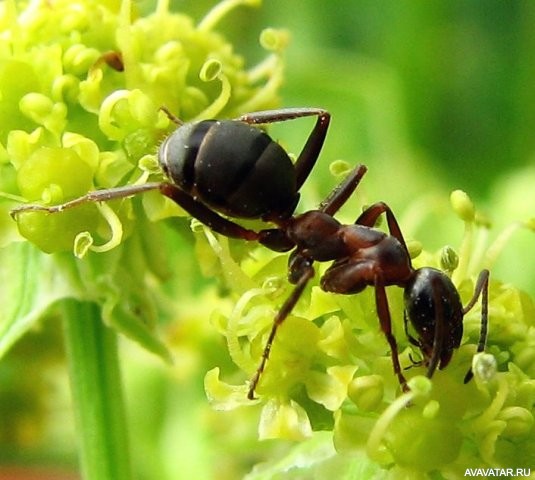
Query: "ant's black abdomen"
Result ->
[[159, 119, 298, 219]]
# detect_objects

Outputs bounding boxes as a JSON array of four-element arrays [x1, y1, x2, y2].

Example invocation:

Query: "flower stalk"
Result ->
[[62, 299, 132, 480]]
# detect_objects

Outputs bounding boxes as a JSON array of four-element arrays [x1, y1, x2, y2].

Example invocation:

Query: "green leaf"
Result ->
[[0, 242, 72, 358], [0, 232, 172, 362]]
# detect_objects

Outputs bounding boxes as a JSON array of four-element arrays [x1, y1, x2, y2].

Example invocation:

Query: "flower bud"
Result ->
[[440, 245, 459, 272], [348, 375, 384, 411], [450, 189, 475, 222], [497, 406, 534, 437]]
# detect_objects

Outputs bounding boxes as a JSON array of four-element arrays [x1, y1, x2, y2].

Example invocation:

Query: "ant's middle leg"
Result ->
[[355, 201, 410, 259], [248, 264, 315, 399], [248, 164, 372, 398], [319, 164, 368, 216]]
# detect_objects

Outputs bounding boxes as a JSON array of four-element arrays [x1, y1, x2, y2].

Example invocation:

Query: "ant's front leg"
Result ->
[[403, 311, 421, 348], [426, 278, 448, 380], [463, 269, 490, 383], [375, 279, 409, 391]]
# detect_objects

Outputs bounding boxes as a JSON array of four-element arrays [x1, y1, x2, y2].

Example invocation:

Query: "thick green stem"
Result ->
[[62, 299, 132, 480]]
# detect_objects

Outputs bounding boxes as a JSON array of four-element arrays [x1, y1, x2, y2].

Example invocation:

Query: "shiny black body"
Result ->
[[159, 120, 298, 219]]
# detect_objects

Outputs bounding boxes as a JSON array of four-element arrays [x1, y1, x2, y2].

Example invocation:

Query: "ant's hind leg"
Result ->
[[159, 183, 261, 242], [10, 182, 162, 218], [237, 108, 331, 190]]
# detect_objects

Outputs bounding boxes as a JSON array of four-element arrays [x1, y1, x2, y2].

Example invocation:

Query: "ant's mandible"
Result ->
[[11, 107, 489, 399]]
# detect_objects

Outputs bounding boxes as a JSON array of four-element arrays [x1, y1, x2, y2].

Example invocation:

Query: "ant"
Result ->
[[11, 107, 489, 399]]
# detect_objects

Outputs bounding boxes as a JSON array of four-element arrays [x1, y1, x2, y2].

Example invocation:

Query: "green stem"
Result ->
[[62, 299, 132, 480]]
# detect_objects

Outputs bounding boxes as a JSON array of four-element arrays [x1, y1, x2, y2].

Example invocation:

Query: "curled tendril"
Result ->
[[74, 202, 124, 258], [226, 287, 275, 373], [194, 60, 231, 120], [198, 0, 262, 32]]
